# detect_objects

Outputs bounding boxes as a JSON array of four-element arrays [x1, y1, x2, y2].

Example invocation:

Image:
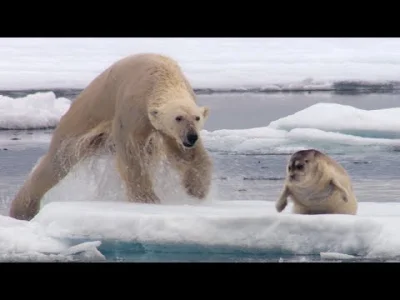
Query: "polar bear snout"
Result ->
[[183, 132, 198, 148]]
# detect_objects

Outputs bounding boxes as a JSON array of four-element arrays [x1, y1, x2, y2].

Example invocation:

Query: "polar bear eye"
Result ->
[[195, 116, 200, 121], [175, 116, 183, 122]]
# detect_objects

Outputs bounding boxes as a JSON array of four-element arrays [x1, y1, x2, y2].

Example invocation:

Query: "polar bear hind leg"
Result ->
[[9, 122, 112, 220]]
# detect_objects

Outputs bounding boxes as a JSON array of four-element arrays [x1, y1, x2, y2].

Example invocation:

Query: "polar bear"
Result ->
[[9, 53, 213, 221]]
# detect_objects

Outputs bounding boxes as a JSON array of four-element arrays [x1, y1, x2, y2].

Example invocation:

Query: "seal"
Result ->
[[275, 149, 358, 215]]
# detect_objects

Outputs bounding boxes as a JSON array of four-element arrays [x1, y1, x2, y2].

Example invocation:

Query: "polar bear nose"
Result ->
[[186, 133, 198, 145]]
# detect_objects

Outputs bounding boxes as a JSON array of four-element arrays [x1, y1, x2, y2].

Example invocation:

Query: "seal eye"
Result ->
[[175, 116, 183, 122], [305, 160, 309, 163]]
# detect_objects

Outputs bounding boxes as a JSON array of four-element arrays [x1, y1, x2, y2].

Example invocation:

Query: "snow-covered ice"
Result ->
[[0, 200, 399, 261]]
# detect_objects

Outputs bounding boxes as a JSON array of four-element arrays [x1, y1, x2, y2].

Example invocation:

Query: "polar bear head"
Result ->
[[148, 100, 209, 149]]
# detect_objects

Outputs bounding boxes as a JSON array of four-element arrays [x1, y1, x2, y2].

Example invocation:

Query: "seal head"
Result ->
[[287, 149, 322, 182]]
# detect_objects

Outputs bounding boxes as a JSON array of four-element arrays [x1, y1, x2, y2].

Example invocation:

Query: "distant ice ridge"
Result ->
[[0, 91, 70, 130], [1, 94, 399, 154], [0, 38, 400, 91], [203, 102, 400, 154], [12, 200, 400, 261], [269, 102, 400, 138]]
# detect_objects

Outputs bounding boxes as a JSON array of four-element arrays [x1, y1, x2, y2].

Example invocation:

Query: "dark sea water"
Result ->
[[1, 90, 399, 262]]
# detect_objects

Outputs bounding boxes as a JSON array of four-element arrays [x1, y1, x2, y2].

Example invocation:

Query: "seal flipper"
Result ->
[[330, 178, 349, 202]]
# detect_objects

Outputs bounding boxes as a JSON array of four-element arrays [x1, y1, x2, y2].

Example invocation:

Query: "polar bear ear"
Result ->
[[201, 106, 210, 119]]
